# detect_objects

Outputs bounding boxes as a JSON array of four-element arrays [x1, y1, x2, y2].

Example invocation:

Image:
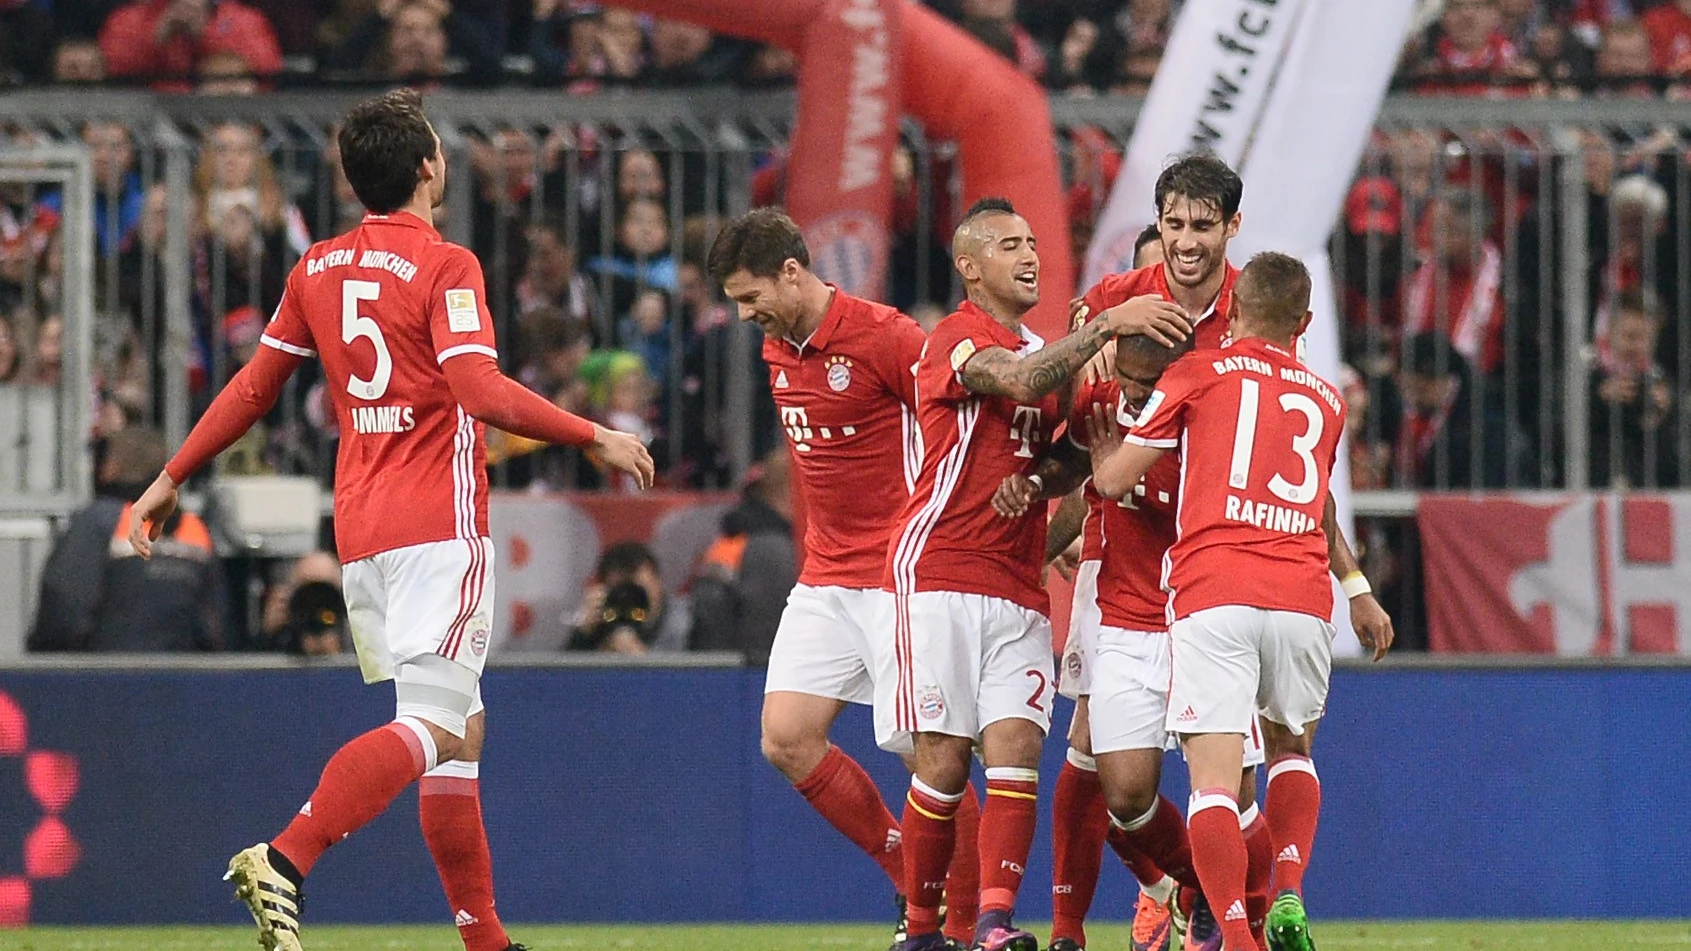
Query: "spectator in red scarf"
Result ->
[[1402, 190, 1507, 377], [98, 0, 283, 91], [1411, 0, 1539, 94], [1642, 0, 1691, 76]]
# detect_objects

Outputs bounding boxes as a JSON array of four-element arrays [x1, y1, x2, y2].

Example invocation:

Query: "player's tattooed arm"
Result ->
[[959, 319, 1117, 403], [989, 439, 1089, 518], [1325, 494, 1396, 661], [1043, 490, 1087, 567]]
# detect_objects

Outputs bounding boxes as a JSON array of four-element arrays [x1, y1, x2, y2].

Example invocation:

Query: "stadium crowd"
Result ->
[[2, 0, 1688, 653]]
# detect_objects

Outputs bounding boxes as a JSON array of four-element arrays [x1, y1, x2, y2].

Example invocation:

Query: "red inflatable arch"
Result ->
[[615, 0, 1074, 340]]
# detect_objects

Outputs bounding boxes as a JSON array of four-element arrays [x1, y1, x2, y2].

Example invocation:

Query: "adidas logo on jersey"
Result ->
[[884, 828, 903, 853], [1278, 844, 1303, 866], [454, 909, 480, 927], [1224, 900, 1247, 922], [298, 800, 313, 817], [775, 370, 789, 388], [1176, 705, 1198, 724]]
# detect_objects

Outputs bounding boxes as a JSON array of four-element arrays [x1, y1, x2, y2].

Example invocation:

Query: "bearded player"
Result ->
[[708, 208, 982, 950], [1079, 156, 1393, 932], [880, 198, 1190, 951], [127, 89, 653, 951], [1093, 253, 1348, 951]]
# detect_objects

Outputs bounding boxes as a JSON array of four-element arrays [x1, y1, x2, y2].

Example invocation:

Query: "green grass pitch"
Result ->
[[2, 922, 1690, 950]]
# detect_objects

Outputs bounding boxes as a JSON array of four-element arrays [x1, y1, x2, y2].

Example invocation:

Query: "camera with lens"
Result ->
[[581, 580, 651, 649]]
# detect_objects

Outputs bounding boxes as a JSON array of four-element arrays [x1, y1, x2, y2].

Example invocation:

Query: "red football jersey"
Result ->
[[1077, 261, 1240, 354], [1069, 379, 1182, 631], [261, 212, 499, 563], [885, 302, 1060, 615], [765, 289, 927, 589], [1128, 337, 1347, 622]]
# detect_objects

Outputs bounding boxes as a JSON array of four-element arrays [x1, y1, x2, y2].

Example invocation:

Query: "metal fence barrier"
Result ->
[[1, 90, 1688, 650]]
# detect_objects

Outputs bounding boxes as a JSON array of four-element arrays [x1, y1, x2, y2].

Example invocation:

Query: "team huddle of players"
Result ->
[[715, 153, 1395, 951]]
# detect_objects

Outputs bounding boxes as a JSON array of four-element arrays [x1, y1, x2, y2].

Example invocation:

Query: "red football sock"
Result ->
[[1109, 794, 1198, 890], [902, 778, 963, 937], [271, 719, 433, 877], [1242, 803, 1274, 948], [942, 783, 980, 945], [420, 763, 509, 951], [979, 767, 1039, 917], [1265, 756, 1321, 895], [1187, 788, 1258, 951], [794, 746, 903, 889], [1050, 752, 1109, 945]]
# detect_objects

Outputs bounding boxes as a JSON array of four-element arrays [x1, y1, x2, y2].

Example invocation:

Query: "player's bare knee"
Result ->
[[912, 734, 973, 794], [760, 725, 827, 780], [1104, 784, 1159, 824], [1261, 719, 1314, 760], [1237, 766, 1258, 810], [980, 718, 1045, 770], [454, 712, 485, 763], [1067, 700, 1093, 756]]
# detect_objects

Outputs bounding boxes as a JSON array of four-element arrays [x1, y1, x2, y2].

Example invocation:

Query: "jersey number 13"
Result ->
[[1226, 378, 1324, 505]]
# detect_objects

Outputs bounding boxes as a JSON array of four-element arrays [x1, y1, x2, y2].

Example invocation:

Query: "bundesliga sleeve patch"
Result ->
[[445, 288, 480, 332], [948, 338, 977, 372], [1071, 304, 1090, 331], [1134, 390, 1167, 428]]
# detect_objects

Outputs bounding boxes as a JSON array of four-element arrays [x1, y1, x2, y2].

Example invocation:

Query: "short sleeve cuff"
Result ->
[[1124, 434, 1178, 449], [260, 334, 315, 358], [437, 344, 499, 364]]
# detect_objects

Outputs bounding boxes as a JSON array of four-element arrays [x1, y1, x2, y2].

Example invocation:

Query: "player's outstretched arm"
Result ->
[[129, 344, 303, 558], [441, 352, 654, 488], [1084, 401, 1164, 499], [1325, 494, 1394, 661]]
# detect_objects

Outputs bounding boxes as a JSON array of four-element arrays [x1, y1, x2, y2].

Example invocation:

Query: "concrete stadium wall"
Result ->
[[1, 665, 1685, 925]]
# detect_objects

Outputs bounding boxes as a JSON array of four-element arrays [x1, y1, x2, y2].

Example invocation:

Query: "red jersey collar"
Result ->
[[959, 299, 1037, 351], [362, 210, 440, 239], [1155, 260, 1237, 325], [790, 284, 848, 354]]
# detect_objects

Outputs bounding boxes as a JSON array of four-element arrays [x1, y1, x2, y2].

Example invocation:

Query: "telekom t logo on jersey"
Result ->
[[780, 405, 862, 453], [1009, 406, 1042, 458]]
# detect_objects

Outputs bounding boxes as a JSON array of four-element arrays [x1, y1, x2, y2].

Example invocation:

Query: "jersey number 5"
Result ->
[[1227, 378, 1324, 505], [342, 279, 391, 401]]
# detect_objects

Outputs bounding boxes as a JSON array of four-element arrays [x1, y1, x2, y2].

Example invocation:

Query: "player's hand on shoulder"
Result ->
[[1082, 338, 1116, 386], [1350, 592, 1395, 662], [991, 474, 1038, 518], [590, 423, 656, 490], [127, 472, 180, 559], [1102, 294, 1192, 346]]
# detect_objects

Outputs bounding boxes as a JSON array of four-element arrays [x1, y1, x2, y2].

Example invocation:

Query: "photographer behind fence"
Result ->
[[567, 541, 689, 655], [29, 426, 229, 652], [278, 580, 350, 657]]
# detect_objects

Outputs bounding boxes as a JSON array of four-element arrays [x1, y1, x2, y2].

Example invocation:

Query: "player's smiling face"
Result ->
[[1157, 195, 1239, 289], [722, 262, 803, 340], [969, 213, 1041, 310]]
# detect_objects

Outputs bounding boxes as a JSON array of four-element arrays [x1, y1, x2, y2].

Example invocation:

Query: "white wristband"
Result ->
[[1340, 572, 1372, 599], [1027, 474, 1044, 494]]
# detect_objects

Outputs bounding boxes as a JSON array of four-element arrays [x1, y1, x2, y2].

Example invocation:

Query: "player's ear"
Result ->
[[1296, 309, 1313, 336], [1226, 212, 1242, 240], [954, 254, 977, 283]]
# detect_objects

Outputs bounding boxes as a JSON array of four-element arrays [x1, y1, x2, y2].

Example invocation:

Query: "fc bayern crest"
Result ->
[[917, 686, 945, 721], [806, 212, 886, 298], [826, 358, 852, 392], [1065, 650, 1083, 681], [470, 626, 490, 657]]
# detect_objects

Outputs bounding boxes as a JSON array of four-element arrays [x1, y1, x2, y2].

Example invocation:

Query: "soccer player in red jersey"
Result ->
[[126, 89, 652, 951], [708, 209, 980, 950], [1079, 156, 1394, 949], [881, 198, 1189, 951], [1091, 253, 1346, 951]]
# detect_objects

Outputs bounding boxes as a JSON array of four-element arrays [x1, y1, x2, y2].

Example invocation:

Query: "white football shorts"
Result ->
[[1090, 625, 1265, 767], [1166, 605, 1334, 739], [344, 536, 497, 682], [875, 590, 1054, 752], [1057, 559, 1102, 699], [764, 584, 892, 706]]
